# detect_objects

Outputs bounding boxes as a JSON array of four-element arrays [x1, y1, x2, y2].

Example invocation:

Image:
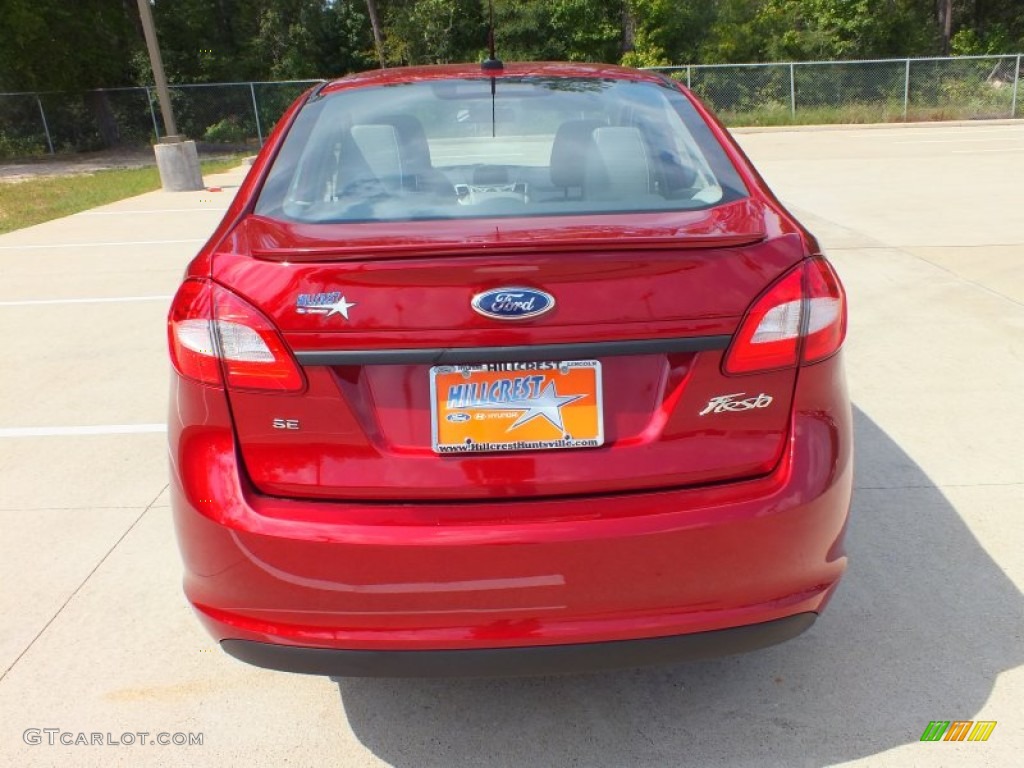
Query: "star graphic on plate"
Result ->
[[325, 295, 356, 319], [506, 381, 584, 432]]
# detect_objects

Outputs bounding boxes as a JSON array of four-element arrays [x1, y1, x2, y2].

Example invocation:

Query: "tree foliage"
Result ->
[[623, 0, 716, 68], [147, 0, 374, 83], [1, 0, 1022, 92], [697, 1, 939, 63], [379, 0, 485, 64], [0, 0, 140, 91]]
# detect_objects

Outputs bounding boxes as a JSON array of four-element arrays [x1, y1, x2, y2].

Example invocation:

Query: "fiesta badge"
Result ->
[[471, 287, 555, 320]]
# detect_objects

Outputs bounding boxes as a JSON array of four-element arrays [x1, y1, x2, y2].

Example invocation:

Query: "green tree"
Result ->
[[248, 1, 373, 79], [488, 0, 624, 63], [701, 0, 934, 63], [148, 0, 250, 83], [0, 0, 140, 91], [0, 0, 143, 147], [622, 0, 715, 67], [381, 0, 486, 64], [949, 0, 1024, 54], [3, 0, 1023, 101]]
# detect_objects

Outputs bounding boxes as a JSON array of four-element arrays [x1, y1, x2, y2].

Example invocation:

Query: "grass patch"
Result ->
[[719, 100, 1017, 127], [0, 154, 245, 235]]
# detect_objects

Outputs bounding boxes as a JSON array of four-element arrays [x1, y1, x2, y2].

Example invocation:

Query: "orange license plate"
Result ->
[[430, 360, 604, 454]]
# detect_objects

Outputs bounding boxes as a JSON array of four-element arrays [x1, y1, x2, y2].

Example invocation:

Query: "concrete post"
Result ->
[[136, 0, 202, 191], [154, 140, 204, 192]]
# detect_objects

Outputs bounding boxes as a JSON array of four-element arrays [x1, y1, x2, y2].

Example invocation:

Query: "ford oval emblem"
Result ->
[[471, 287, 555, 320]]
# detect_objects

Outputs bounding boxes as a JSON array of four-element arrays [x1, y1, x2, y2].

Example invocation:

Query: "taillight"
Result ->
[[723, 256, 847, 375], [168, 280, 220, 385], [168, 278, 305, 392], [801, 257, 847, 364]]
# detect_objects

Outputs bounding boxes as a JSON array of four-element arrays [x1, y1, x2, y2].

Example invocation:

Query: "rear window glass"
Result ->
[[255, 77, 749, 223]]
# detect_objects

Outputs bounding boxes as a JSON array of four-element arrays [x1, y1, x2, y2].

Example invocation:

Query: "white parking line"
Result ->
[[80, 209, 228, 215], [0, 424, 167, 438], [953, 148, 1024, 154], [851, 127, 1024, 138], [0, 296, 171, 307], [895, 137, 1023, 144], [0, 238, 204, 250]]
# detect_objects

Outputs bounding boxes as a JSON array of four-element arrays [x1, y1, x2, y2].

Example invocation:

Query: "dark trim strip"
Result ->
[[294, 335, 731, 367], [305, 80, 330, 103], [221, 613, 816, 678]]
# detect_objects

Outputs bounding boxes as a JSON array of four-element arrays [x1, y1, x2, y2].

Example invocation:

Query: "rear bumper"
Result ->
[[169, 354, 851, 672], [222, 613, 816, 677]]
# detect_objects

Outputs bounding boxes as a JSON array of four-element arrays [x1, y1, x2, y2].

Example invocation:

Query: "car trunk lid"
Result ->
[[214, 203, 805, 501]]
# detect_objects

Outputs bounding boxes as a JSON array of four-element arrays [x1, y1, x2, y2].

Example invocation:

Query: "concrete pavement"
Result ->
[[0, 121, 1022, 767]]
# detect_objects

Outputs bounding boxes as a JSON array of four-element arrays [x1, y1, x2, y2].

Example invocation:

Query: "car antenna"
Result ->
[[481, 0, 502, 138], [481, 0, 503, 72]]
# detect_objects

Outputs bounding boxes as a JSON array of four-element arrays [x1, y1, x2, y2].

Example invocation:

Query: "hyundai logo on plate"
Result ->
[[471, 287, 555, 320]]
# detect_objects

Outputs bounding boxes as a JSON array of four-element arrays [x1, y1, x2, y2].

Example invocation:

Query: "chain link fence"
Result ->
[[652, 54, 1021, 126], [0, 80, 321, 160], [1, 55, 1021, 160]]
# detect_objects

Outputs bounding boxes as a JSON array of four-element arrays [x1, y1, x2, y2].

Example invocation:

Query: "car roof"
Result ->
[[318, 61, 669, 95]]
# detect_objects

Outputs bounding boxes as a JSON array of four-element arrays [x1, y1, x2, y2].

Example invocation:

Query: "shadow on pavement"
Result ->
[[337, 407, 1022, 767]]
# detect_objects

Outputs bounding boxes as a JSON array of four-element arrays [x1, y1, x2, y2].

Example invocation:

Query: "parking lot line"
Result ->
[[953, 147, 1024, 153], [0, 424, 167, 438], [0, 296, 171, 307], [847, 126, 1024, 138], [894, 137, 1023, 144], [80, 209, 227, 215], [0, 239, 204, 250]]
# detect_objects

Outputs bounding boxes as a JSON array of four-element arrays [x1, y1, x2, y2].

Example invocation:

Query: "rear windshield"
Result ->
[[255, 76, 749, 223]]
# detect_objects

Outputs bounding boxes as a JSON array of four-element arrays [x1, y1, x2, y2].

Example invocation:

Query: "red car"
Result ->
[[167, 61, 851, 677]]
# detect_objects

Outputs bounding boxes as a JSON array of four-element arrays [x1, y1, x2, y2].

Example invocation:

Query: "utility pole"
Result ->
[[940, 0, 953, 56], [137, 0, 177, 138], [365, 0, 386, 68], [135, 0, 203, 190]]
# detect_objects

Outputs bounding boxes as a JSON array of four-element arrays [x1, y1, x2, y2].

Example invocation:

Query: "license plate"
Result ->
[[430, 360, 604, 454]]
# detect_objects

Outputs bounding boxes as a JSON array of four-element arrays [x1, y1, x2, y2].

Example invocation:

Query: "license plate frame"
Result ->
[[429, 360, 604, 454]]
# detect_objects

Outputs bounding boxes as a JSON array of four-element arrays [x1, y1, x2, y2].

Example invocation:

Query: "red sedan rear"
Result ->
[[167, 62, 851, 676]]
